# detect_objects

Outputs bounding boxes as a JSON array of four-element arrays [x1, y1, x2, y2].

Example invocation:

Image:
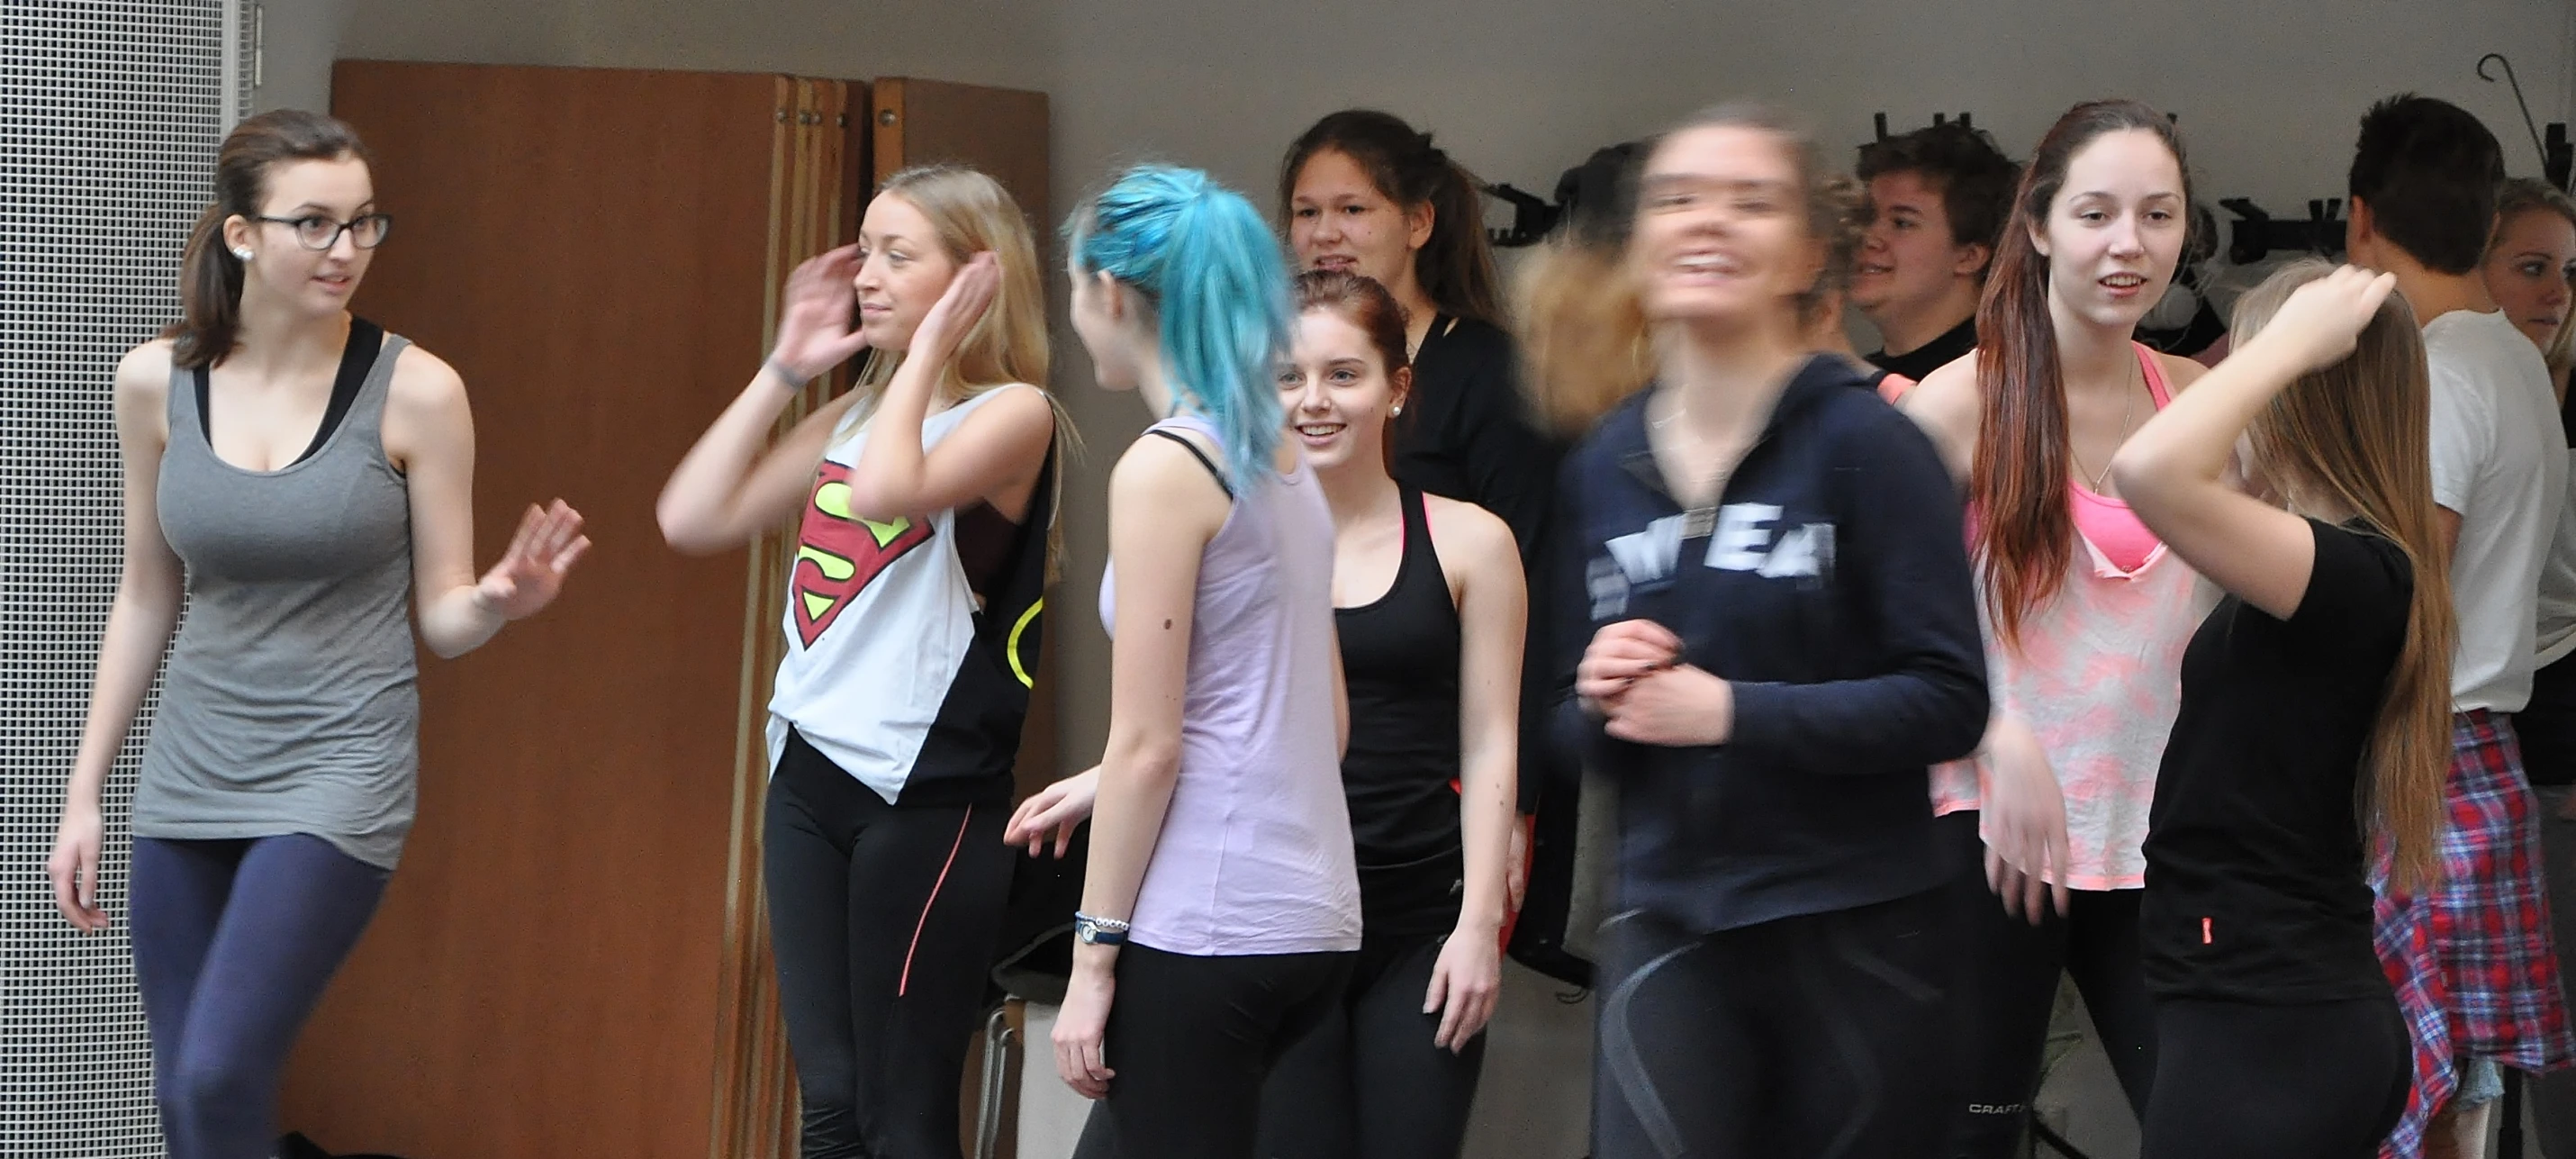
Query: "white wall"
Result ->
[[248, 3, 2576, 1154], [267, 0, 2576, 777]]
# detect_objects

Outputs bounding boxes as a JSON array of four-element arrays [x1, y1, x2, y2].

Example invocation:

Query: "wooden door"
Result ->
[[286, 59, 841, 1159]]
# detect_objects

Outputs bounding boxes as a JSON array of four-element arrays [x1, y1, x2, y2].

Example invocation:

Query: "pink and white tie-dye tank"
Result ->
[[1930, 345, 2204, 891]]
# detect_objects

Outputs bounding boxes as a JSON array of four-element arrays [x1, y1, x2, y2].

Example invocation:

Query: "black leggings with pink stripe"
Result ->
[[766, 727, 1013, 1159]]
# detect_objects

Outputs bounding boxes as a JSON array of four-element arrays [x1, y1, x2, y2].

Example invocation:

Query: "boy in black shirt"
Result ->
[[1851, 123, 2020, 382]]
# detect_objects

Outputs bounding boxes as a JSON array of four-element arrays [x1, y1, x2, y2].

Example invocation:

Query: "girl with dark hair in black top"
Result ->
[[1280, 110, 1554, 557]]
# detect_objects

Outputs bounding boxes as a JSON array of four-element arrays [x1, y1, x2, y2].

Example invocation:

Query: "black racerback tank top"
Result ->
[[1336, 484, 1468, 937]]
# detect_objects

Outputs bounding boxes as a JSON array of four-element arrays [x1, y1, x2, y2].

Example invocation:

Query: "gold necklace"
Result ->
[[2071, 357, 2141, 493]]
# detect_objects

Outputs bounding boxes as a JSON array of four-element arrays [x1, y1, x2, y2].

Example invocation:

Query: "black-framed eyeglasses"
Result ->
[[254, 213, 393, 251]]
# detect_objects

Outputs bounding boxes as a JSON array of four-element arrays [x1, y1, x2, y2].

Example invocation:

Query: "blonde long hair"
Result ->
[[2234, 260, 2456, 891], [849, 166, 1079, 565]]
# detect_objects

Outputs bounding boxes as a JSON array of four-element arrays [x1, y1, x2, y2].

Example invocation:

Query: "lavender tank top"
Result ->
[[1098, 415, 1361, 955]]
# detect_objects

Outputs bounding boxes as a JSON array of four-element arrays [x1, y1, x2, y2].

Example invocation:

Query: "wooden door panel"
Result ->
[[290, 59, 787, 1159], [870, 77, 1052, 228]]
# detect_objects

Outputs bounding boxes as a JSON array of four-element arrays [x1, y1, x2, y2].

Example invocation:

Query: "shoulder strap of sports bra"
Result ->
[[1144, 428, 1233, 500], [2132, 341, 2174, 409], [193, 317, 385, 465]]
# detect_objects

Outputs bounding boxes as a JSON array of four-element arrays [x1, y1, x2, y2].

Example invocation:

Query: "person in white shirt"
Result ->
[[2349, 95, 2575, 1159], [2483, 177, 2576, 1159]]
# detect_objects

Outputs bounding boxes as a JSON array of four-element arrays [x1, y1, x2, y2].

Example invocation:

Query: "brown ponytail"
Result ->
[[1279, 110, 1504, 325], [164, 109, 374, 368], [1971, 99, 2190, 648]]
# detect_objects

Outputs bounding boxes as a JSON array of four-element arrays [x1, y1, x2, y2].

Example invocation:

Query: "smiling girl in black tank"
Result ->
[[1254, 270, 1525, 1159]]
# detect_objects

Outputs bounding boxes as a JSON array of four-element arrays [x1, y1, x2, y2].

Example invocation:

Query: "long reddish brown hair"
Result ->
[[1970, 100, 2190, 647]]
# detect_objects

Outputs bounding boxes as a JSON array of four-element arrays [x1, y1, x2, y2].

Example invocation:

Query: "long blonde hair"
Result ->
[[2233, 260, 2456, 891], [851, 166, 1079, 565]]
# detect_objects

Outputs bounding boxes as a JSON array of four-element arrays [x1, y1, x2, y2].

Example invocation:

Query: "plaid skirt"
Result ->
[[2373, 710, 2576, 1156]]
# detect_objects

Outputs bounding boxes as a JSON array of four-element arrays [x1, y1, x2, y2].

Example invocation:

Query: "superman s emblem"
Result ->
[[791, 461, 932, 647]]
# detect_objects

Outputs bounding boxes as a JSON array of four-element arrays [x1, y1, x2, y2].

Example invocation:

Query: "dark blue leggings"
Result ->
[[130, 834, 389, 1159]]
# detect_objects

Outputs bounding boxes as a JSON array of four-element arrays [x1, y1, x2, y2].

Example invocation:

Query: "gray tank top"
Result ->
[[133, 330, 420, 869]]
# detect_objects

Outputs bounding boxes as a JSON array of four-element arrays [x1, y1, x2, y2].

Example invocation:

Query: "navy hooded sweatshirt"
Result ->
[[1553, 354, 1988, 936]]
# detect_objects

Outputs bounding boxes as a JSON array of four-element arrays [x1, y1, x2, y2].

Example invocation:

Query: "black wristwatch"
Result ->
[[1074, 912, 1130, 946]]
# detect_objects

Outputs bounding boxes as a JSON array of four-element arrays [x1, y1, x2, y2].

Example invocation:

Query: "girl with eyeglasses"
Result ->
[[46, 110, 589, 1159]]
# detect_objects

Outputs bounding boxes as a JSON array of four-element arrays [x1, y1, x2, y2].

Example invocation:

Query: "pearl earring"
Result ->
[[232, 248, 252, 261]]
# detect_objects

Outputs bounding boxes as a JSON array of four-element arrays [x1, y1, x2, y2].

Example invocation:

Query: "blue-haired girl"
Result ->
[[1035, 164, 1362, 1157]]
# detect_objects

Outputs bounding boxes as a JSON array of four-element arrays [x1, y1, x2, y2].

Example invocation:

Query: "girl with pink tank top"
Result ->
[[1896, 101, 2213, 1159]]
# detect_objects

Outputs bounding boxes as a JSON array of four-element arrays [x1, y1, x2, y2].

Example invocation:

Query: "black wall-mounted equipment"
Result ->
[[2219, 197, 2348, 266], [2480, 53, 2575, 193]]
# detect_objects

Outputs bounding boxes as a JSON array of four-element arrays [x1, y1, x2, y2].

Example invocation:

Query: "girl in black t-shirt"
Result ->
[[2108, 261, 2457, 1159], [1277, 111, 1552, 551]]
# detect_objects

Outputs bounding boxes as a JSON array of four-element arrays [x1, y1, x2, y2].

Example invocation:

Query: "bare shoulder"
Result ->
[[111, 340, 175, 448], [113, 340, 175, 403], [1111, 429, 1225, 503], [381, 345, 471, 466], [960, 382, 1059, 439], [385, 343, 467, 412], [1421, 493, 1520, 575], [1900, 352, 1982, 475], [1903, 352, 1979, 424], [2152, 349, 2210, 393], [1108, 431, 1231, 550]]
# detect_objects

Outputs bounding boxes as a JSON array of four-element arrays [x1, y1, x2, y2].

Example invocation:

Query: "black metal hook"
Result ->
[[1481, 181, 1561, 248], [2478, 52, 2550, 171]]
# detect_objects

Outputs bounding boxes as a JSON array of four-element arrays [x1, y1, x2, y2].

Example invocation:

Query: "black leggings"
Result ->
[[129, 834, 389, 1159], [1933, 810, 2156, 1156], [1252, 931, 1487, 1159], [2138, 996, 2408, 1159], [1072, 943, 1354, 1159], [1592, 888, 1953, 1159], [764, 729, 1014, 1159]]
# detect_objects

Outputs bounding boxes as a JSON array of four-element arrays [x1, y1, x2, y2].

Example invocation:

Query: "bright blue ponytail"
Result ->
[[1068, 165, 1292, 489]]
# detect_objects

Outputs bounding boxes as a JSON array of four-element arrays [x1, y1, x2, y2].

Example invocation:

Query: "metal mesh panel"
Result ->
[[4, 2, 231, 1154]]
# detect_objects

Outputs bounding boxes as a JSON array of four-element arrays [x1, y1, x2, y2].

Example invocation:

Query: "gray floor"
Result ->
[[1021, 972, 2568, 1159]]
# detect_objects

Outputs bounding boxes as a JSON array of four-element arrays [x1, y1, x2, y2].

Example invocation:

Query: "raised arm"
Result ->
[[659, 247, 874, 554], [1053, 434, 1232, 1099], [837, 253, 1056, 524], [50, 343, 188, 931], [2109, 267, 2398, 619]]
